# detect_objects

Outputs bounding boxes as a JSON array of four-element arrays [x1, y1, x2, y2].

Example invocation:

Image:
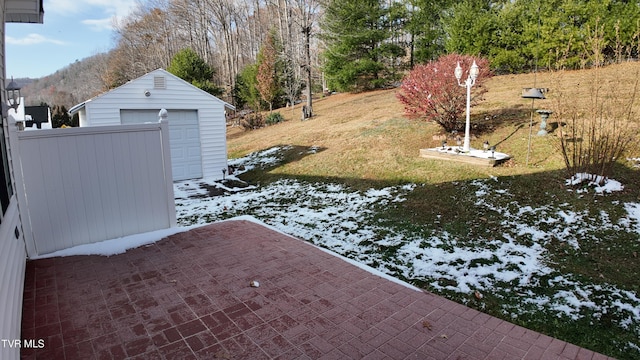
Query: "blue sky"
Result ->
[[6, 0, 141, 79]]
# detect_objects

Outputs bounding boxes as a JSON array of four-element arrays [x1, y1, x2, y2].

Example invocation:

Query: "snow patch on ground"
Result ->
[[566, 173, 624, 194]]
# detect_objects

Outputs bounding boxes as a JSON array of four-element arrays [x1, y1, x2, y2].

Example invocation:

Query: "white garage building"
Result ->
[[70, 69, 234, 181]]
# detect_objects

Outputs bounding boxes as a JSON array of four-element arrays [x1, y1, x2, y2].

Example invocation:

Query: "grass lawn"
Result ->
[[207, 63, 640, 359]]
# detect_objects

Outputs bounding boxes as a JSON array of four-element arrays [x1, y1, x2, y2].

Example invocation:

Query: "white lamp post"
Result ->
[[454, 60, 479, 152]]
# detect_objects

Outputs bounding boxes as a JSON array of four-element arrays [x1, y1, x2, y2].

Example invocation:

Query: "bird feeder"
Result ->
[[522, 87, 546, 99]]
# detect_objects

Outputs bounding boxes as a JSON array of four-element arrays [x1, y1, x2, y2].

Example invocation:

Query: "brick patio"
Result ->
[[21, 219, 613, 359]]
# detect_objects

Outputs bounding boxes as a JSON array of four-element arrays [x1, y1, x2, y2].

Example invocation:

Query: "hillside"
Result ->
[[227, 62, 640, 186], [18, 53, 108, 109]]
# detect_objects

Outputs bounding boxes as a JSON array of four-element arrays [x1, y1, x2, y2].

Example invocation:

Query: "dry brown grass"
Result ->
[[227, 62, 640, 186], [483, 62, 640, 110]]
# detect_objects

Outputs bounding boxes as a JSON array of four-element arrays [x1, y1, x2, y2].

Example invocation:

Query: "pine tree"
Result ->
[[405, 0, 452, 66], [167, 48, 223, 96], [235, 64, 262, 111], [51, 105, 74, 128], [321, 0, 404, 92]]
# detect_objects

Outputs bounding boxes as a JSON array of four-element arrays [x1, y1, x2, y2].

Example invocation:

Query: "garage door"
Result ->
[[121, 110, 203, 181]]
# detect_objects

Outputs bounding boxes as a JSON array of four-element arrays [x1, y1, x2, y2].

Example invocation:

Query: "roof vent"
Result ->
[[154, 76, 166, 89]]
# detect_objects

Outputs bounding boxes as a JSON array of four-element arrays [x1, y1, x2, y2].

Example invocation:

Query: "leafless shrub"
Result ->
[[553, 22, 639, 185], [241, 113, 265, 131]]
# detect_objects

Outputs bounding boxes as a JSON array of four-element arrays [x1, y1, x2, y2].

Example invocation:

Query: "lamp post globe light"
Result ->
[[5, 76, 21, 111], [455, 60, 479, 153]]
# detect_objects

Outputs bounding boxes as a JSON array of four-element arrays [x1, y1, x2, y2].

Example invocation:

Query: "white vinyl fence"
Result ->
[[9, 120, 176, 257]]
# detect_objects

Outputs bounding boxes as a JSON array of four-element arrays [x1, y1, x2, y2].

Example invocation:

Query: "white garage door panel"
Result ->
[[188, 147, 201, 157], [121, 110, 202, 180], [173, 148, 185, 158], [187, 128, 199, 139]]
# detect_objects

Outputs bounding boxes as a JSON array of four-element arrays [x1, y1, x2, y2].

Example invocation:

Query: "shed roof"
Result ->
[[69, 69, 235, 115]]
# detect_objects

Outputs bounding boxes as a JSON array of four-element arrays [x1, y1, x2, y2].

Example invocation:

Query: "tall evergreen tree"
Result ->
[[442, 0, 498, 57], [167, 48, 223, 96], [405, 0, 452, 66], [321, 0, 404, 92], [235, 64, 263, 111]]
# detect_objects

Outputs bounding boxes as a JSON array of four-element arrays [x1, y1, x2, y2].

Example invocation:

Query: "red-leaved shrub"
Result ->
[[397, 54, 491, 133]]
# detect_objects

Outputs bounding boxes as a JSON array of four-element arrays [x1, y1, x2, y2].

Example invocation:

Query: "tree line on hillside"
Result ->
[[20, 54, 108, 110], [22, 0, 640, 115], [322, 0, 640, 91]]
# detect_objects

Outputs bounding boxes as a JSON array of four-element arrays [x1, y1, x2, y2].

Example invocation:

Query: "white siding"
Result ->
[[0, 199, 25, 360], [1, 2, 28, 359], [77, 107, 88, 127], [11, 123, 176, 257], [0, 1, 4, 77], [198, 107, 228, 179], [78, 69, 228, 180]]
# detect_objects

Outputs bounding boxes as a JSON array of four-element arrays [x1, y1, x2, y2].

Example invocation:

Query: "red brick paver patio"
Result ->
[[21, 219, 613, 359]]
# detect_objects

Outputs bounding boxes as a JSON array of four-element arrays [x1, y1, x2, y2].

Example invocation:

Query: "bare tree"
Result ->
[[105, 0, 324, 110], [294, 0, 321, 118], [265, 0, 321, 116], [107, 4, 177, 87], [267, 0, 299, 112], [169, 0, 211, 63]]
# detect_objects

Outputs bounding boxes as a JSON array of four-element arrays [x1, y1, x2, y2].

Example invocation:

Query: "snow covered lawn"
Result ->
[[175, 146, 640, 356]]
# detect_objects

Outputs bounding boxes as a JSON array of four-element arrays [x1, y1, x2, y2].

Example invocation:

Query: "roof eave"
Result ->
[[68, 101, 88, 115], [5, 0, 44, 24]]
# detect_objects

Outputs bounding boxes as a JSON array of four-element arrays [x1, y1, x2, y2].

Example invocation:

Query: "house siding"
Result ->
[[197, 106, 228, 179], [0, 199, 25, 360], [1, 2, 36, 359], [79, 69, 228, 180]]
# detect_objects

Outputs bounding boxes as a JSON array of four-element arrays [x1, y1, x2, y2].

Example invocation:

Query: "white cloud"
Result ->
[[6, 34, 67, 46], [46, 0, 140, 30], [88, 0, 140, 18], [81, 17, 116, 32], [46, 0, 79, 14]]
